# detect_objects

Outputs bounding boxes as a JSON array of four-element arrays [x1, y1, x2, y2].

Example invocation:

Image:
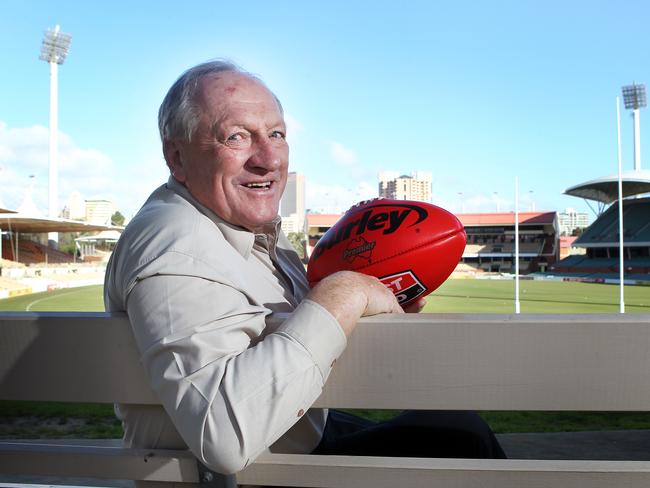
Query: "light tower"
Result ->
[[39, 25, 72, 245], [621, 83, 646, 171]]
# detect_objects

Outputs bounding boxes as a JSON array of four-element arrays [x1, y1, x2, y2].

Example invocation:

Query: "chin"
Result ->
[[240, 212, 278, 231]]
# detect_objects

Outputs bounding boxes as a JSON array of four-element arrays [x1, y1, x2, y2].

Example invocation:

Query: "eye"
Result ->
[[270, 130, 286, 139], [224, 132, 251, 146]]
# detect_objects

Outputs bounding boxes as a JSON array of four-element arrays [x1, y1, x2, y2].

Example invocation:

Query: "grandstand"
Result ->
[[0, 212, 119, 297], [550, 168, 650, 283], [2, 238, 77, 265], [457, 212, 558, 274], [549, 197, 650, 282], [0, 213, 117, 264], [306, 213, 341, 258]]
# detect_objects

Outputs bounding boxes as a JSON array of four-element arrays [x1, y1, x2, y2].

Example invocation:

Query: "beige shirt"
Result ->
[[104, 177, 347, 475]]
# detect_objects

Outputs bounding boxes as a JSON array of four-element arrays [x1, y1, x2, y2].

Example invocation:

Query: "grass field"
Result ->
[[0, 285, 104, 312], [425, 278, 650, 313], [1, 279, 650, 438], [1, 279, 647, 314]]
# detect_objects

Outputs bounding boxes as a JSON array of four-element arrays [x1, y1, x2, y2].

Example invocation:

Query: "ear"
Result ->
[[163, 139, 187, 183]]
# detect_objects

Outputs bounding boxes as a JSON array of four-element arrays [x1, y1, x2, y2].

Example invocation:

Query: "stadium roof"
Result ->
[[457, 212, 556, 226], [75, 230, 122, 242], [563, 170, 650, 204], [0, 214, 120, 233], [0, 208, 16, 214]]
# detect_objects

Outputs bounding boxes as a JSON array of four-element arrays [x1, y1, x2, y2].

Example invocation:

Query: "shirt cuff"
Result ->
[[275, 299, 347, 380]]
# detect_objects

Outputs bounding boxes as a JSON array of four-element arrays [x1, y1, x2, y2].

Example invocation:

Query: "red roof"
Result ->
[[307, 211, 556, 229], [457, 211, 556, 226], [560, 236, 578, 248], [307, 213, 342, 227]]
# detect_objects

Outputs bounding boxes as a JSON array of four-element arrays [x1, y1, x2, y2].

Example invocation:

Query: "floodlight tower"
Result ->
[[622, 83, 647, 171], [39, 25, 72, 245]]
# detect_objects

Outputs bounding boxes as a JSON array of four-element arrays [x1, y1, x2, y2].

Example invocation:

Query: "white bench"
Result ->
[[2, 311, 650, 487]]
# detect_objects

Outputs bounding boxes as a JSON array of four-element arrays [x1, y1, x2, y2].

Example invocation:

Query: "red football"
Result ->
[[307, 198, 466, 306]]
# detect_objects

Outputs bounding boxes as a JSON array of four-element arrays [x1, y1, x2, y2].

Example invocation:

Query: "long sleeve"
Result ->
[[125, 274, 346, 474]]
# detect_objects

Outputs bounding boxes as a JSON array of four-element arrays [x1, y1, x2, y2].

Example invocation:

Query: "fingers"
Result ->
[[361, 274, 402, 317], [402, 298, 427, 314]]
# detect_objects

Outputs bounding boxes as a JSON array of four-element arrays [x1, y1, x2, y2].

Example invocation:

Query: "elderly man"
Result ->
[[105, 60, 504, 482]]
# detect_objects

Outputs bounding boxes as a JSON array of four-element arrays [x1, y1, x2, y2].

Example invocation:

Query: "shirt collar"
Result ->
[[166, 176, 281, 259]]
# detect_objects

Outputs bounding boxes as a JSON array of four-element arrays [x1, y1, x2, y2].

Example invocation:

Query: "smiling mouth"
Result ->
[[244, 181, 272, 190]]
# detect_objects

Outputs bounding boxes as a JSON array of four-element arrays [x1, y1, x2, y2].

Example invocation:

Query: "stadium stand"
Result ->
[[457, 212, 559, 275], [306, 214, 341, 258], [2, 238, 76, 265], [549, 197, 650, 282]]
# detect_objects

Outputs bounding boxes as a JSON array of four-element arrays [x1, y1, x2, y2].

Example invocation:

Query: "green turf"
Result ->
[[2, 279, 649, 313], [424, 278, 650, 313], [0, 285, 105, 312], [2, 280, 650, 437]]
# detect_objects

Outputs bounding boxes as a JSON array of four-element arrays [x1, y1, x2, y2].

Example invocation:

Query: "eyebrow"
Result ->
[[210, 114, 286, 135]]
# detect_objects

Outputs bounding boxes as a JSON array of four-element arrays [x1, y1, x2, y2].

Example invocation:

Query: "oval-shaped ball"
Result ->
[[307, 199, 466, 306]]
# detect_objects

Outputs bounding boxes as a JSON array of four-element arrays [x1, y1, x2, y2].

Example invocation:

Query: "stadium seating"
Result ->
[[1, 239, 76, 265], [576, 198, 650, 245], [549, 197, 650, 281]]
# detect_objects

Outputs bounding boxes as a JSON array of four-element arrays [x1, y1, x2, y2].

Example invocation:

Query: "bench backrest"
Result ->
[[2, 311, 650, 488], [2, 312, 650, 410]]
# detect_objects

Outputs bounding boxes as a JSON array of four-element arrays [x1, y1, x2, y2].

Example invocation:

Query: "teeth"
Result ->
[[246, 182, 271, 189]]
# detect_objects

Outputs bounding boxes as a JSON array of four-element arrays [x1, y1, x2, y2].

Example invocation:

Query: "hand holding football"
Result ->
[[306, 199, 466, 306]]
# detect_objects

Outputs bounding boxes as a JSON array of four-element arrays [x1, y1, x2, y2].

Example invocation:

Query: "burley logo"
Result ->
[[311, 203, 428, 261], [379, 270, 427, 304]]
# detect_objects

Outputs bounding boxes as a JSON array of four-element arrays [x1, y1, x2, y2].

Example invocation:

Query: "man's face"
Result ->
[[165, 72, 289, 231]]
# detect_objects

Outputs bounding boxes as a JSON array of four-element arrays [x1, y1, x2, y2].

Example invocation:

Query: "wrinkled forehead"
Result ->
[[195, 72, 282, 116]]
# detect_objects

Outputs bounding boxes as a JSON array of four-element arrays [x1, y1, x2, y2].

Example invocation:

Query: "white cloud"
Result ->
[[0, 121, 166, 218], [330, 142, 359, 166], [458, 193, 511, 213], [306, 180, 377, 214]]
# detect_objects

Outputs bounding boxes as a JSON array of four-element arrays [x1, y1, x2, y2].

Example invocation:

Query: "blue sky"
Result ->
[[1, 0, 649, 222]]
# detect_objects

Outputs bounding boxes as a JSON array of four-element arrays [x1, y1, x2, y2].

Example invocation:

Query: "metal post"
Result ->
[[514, 176, 520, 314], [616, 97, 625, 314], [633, 108, 642, 171], [48, 58, 59, 245], [39, 25, 72, 248]]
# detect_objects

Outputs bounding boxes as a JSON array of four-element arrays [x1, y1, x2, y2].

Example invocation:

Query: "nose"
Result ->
[[247, 135, 285, 171]]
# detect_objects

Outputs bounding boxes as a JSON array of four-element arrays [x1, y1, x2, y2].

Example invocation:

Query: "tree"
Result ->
[[287, 232, 306, 260], [57, 232, 78, 256], [111, 211, 125, 226]]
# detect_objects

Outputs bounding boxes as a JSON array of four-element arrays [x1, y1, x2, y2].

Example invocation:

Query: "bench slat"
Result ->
[[242, 453, 650, 488], [2, 312, 650, 410], [3, 442, 650, 488], [0, 442, 197, 482]]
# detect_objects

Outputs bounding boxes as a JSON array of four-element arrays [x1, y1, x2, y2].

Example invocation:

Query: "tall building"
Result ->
[[62, 191, 86, 220], [280, 172, 306, 234], [378, 171, 432, 202], [85, 199, 115, 225], [558, 208, 590, 236]]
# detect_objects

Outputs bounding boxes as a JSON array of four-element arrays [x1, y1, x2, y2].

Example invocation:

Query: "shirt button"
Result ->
[[297, 409, 304, 417]]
